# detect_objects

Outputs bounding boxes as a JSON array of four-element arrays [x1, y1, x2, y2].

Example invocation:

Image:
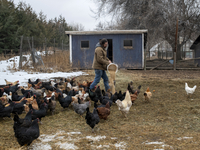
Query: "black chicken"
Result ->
[[16, 118, 40, 147], [58, 93, 72, 109], [0, 88, 4, 97], [12, 92, 30, 101], [28, 78, 40, 85], [0, 102, 15, 119], [85, 107, 100, 132], [12, 100, 27, 115], [30, 103, 47, 123]]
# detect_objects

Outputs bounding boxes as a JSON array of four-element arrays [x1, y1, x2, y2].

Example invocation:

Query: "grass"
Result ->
[[1, 70, 200, 149]]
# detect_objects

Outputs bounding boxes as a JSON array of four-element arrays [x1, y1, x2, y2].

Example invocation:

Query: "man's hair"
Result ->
[[100, 38, 108, 47]]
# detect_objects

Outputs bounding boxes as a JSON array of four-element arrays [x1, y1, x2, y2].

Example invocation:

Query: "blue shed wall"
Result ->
[[71, 34, 143, 69]]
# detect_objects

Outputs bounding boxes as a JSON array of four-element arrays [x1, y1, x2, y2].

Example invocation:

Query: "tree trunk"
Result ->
[[176, 44, 182, 60]]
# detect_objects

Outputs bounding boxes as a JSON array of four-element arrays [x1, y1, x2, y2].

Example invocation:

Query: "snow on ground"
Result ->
[[143, 141, 174, 150], [0, 54, 87, 86], [29, 131, 127, 150]]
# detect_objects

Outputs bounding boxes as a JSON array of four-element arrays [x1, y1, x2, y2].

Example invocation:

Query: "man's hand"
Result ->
[[109, 60, 112, 64]]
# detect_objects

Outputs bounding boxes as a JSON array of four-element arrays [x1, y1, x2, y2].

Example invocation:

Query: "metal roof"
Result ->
[[190, 35, 200, 50], [65, 30, 148, 35]]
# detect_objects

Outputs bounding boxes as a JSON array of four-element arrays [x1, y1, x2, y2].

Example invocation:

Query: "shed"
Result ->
[[190, 35, 200, 66], [65, 30, 148, 69]]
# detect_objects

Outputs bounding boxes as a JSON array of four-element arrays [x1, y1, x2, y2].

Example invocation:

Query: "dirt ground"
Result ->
[[1, 70, 200, 150]]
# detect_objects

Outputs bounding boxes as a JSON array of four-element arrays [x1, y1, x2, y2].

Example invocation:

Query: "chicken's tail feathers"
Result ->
[[86, 107, 89, 112], [94, 102, 98, 109], [144, 93, 147, 96], [138, 85, 142, 90]]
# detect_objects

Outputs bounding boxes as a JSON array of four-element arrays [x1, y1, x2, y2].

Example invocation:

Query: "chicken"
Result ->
[[0, 102, 15, 119], [116, 90, 132, 118], [100, 96, 113, 107], [47, 92, 56, 115], [72, 101, 91, 117], [12, 92, 30, 101], [85, 107, 100, 132], [70, 77, 76, 86], [133, 85, 142, 95], [12, 100, 27, 115], [30, 87, 45, 97], [15, 118, 40, 147], [58, 93, 72, 109], [185, 83, 196, 96], [96, 102, 110, 120], [144, 87, 152, 102], [28, 78, 40, 85], [130, 91, 138, 103], [4, 84, 20, 94], [127, 83, 134, 94], [30, 103, 47, 122], [5, 79, 19, 86], [26, 95, 36, 104], [32, 99, 39, 110], [0, 88, 4, 97]]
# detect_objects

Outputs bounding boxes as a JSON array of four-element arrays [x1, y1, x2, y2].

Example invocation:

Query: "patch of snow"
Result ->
[[0, 55, 87, 86], [29, 143, 52, 150], [39, 134, 57, 142], [55, 142, 78, 150], [67, 132, 82, 135], [177, 137, 193, 140], [86, 135, 106, 141], [144, 141, 164, 145], [96, 145, 110, 149], [114, 142, 127, 150], [111, 137, 118, 140]]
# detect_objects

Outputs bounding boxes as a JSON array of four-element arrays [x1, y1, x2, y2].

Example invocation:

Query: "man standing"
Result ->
[[90, 38, 111, 91]]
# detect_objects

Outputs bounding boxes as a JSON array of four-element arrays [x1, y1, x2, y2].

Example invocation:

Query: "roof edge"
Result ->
[[190, 35, 200, 50], [65, 30, 148, 35]]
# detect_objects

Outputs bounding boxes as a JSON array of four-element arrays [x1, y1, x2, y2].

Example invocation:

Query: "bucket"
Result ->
[[107, 63, 118, 73]]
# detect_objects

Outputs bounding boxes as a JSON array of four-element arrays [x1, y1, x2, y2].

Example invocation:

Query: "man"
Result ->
[[90, 38, 111, 91]]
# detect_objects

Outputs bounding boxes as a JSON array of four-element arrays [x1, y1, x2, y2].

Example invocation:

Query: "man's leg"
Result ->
[[102, 70, 110, 91], [90, 69, 102, 90]]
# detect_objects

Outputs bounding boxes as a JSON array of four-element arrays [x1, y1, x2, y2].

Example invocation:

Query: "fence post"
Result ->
[[62, 40, 63, 51], [144, 51, 146, 71], [54, 38, 55, 54], [19, 35, 23, 69], [45, 37, 47, 56], [27, 37, 35, 67], [174, 52, 176, 70]]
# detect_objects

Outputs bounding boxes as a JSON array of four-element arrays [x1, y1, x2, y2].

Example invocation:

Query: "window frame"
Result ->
[[81, 40, 90, 49], [123, 39, 133, 49]]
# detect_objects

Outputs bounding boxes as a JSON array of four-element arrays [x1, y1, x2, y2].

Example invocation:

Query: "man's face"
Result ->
[[103, 42, 108, 48]]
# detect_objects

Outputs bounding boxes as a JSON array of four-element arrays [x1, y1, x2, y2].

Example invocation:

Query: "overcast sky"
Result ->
[[13, 0, 110, 30]]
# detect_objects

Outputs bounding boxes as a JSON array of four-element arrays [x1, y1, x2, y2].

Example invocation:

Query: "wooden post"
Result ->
[[174, 52, 176, 70], [19, 35, 23, 69], [62, 40, 63, 51], [27, 37, 35, 67], [54, 38, 55, 54], [45, 37, 47, 56], [144, 51, 146, 71], [162, 51, 163, 60]]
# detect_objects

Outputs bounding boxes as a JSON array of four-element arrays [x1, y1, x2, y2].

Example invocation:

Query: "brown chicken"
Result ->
[[96, 102, 110, 120], [4, 79, 19, 85], [32, 99, 39, 110], [28, 82, 42, 89], [130, 91, 138, 103], [26, 95, 36, 104], [144, 87, 152, 102]]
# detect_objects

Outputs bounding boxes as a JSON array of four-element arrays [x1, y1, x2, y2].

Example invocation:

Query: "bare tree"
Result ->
[[70, 22, 85, 31], [94, 0, 200, 60]]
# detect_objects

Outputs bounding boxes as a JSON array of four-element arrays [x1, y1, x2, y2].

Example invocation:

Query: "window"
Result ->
[[123, 40, 133, 49], [81, 41, 89, 49]]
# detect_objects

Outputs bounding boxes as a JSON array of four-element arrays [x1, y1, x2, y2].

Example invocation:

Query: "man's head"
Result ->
[[100, 38, 108, 49]]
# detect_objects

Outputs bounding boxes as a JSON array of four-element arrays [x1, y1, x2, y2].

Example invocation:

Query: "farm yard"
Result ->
[[1, 69, 200, 150]]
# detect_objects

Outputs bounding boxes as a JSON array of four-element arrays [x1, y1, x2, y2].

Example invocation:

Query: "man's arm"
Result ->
[[96, 49, 110, 66]]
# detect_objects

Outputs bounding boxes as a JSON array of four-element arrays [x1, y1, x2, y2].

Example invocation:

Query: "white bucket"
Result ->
[[107, 63, 118, 73]]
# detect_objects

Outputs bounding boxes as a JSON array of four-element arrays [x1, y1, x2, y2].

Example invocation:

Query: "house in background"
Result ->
[[190, 35, 200, 66], [65, 30, 148, 69]]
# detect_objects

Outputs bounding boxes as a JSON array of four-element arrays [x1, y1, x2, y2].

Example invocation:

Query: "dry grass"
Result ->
[[1, 70, 200, 149]]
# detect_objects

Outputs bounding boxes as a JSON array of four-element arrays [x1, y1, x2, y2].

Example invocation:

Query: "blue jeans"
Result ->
[[90, 69, 110, 91]]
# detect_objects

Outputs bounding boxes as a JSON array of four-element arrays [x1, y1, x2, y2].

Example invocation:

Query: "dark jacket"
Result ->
[[92, 43, 110, 70]]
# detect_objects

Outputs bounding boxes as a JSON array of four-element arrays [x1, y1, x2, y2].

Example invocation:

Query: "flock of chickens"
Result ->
[[0, 78, 153, 147]]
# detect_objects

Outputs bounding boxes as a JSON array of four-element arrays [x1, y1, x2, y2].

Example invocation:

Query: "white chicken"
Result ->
[[185, 83, 196, 95], [115, 90, 132, 118]]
